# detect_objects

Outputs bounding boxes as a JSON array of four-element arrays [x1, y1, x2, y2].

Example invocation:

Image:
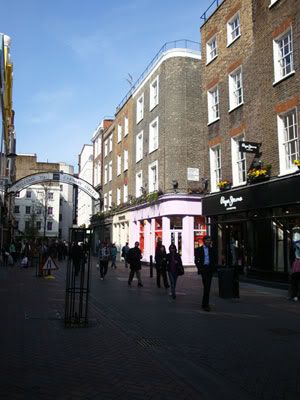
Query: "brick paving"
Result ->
[[0, 259, 299, 399]]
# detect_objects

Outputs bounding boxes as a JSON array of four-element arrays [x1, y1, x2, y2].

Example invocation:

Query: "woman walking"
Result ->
[[166, 244, 183, 299], [155, 240, 169, 288]]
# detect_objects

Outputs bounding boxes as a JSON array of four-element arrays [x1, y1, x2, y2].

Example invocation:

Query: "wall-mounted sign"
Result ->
[[239, 141, 261, 154], [7, 172, 100, 200], [220, 195, 243, 211], [187, 168, 200, 181]]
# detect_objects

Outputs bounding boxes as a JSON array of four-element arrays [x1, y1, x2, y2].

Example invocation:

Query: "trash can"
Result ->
[[218, 267, 234, 298]]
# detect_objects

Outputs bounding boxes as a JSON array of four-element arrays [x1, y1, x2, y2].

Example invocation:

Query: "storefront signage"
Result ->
[[118, 215, 126, 221], [220, 195, 243, 210], [239, 141, 261, 154], [187, 168, 200, 181]]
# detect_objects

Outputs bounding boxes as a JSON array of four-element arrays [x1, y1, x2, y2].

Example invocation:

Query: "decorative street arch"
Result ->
[[7, 171, 100, 200]]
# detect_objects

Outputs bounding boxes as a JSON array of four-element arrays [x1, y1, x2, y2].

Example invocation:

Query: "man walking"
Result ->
[[121, 242, 130, 268], [195, 235, 215, 311], [127, 242, 143, 287], [98, 242, 110, 280]]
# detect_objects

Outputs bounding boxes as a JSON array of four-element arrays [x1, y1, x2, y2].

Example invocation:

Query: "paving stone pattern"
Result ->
[[0, 260, 299, 400]]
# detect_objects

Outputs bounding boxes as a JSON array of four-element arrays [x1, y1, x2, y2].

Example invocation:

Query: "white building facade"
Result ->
[[59, 163, 74, 241], [77, 144, 93, 227]]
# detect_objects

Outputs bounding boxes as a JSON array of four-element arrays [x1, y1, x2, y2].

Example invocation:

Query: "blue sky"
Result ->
[[1, 0, 213, 169]]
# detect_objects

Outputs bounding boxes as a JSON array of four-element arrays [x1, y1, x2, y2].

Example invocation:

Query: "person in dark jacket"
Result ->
[[71, 242, 84, 276], [155, 240, 169, 288], [166, 244, 183, 299], [127, 242, 143, 287], [194, 235, 216, 311]]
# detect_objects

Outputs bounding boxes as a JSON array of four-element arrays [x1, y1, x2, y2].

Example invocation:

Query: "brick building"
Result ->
[[200, 0, 300, 281]]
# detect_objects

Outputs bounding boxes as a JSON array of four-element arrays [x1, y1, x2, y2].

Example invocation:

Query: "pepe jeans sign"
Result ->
[[220, 195, 243, 211], [238, 141, 261, 154]]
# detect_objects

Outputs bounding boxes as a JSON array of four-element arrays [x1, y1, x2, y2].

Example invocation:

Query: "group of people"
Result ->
[[97, 236, 216, 309]]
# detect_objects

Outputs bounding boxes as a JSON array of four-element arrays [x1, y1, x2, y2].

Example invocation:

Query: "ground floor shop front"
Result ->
[[202, 173, 300, 282]]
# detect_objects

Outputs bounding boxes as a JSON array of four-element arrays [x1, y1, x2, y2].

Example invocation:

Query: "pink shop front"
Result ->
[[129, 194, 206, 266]]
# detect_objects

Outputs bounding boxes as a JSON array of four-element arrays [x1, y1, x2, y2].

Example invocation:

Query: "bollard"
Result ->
[[150, 255, 153, 278]]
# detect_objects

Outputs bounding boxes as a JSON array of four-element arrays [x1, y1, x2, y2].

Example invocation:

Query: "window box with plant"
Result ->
[[217, 180, 232, 191], [294, 160, 300, 170], [247, 164, 272, 184]]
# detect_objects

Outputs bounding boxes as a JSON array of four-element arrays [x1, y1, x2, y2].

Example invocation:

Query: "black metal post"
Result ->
[[150, 255, 153, 278]]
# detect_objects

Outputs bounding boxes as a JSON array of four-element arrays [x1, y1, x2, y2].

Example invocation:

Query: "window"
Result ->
[[209, 146, 222, 192], [60, 184, 63, 191], [117, 155, 122, 176], [206, 36, 217, 64], [229, 68, 243, 111], [149, 117, 159, 153], [104, 140, 108, 157], [207, 86, 219, 123], [123, 184, 128, 203], [48, 192, 54, 200], [15, 192, 20, 198], [48, 207, 53, 215], [117, 124, 122, 143], [25, 221, 30, 229], [26, 206, 31, 214], [227, 12, 240, 46], [278, 109, 299, 174], [136, 94, 144, 123], [148, 161, 158, 192], [108, 160, 113, 181], [150, 76, 159, 110], [124, 116, 129, 137], [47, 221, 53, 231], [15, 220, 19, 230], [36, 221, 41, 230], [273, 29, 294, 83], [136, 170, 143, 197], [14, 205, 20, 213], [104, 193, 108, 211], [36, 207, 42, 214], [109, 135, 113, 152], [26, 190, 31, 198], [108, 190, 112, 208], [123, 150, 128, 171], [231, 135, 246, 186], [136, 131, 143, 162], [104, 164, 108, 184], [117, 188, 121, 205]]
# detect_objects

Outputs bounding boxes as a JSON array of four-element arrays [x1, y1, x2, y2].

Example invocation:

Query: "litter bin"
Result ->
[[218, 267, 234, 298]]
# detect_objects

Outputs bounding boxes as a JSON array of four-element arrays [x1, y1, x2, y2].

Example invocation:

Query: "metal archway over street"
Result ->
[[7, 171, 100, 200]]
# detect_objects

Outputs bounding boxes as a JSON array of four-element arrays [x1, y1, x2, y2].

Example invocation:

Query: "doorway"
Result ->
[[170, 231, 182, 255]]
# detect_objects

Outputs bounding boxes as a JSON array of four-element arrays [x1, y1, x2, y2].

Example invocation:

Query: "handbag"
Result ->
[[177, 263, 184, 276]]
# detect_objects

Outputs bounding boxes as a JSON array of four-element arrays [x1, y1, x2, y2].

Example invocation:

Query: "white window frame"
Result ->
[[206, 36, 218, 64], [108, 160, 113, 182], [277, 108, 299, 175], [149, 76, 159, 111], [149, 116, 159, 154], [124, 116, 129, 137], [136, 93, 144, 124], [227, 12, 241, 46], [117, 188, 121, 205], [104, 193, 108, 211], [104, 140, 108, 157], [231, 134, 246, 186], [136, 131, 143, 163], [123, 184, 128, 203], [117, 154, 122, 176], [148, 160, 158, 193], [109, 135, 113, 152], [136, 170, 143, 197], [123, 150, 128, 171], [117, 124, 122, 143], [209, 146, 222, 192], [104, 164, 108, 185], [108, 190, 112, 208], [207, 86, 220, 124], [273, 28, 294, 84], [229, 67, 243, 112]]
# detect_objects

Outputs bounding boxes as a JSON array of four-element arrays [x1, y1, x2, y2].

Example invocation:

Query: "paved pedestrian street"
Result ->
[[0, 260, 299, 400]]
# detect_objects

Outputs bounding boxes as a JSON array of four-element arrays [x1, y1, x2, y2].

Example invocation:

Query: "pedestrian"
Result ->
[[9, 241, 17, 264], [289, 226, 300, 301], [194, 235, 216, 311], [110, 243, 118, 269], [98, 242, 110, 280], [127, 241, 143, 287], [121, 242, 130, 268], [155, 240, 169, 289], [166, 244, 183, 299], [71, 242, 83, 276], [1, 244, 9, 267]]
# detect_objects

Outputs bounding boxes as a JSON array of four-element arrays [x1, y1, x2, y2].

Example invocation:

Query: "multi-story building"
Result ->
[[58, 163, 74, 241], [200, 0, 300, 280], [77, 144, 93, 227], [0, 33, 16, 246], [95, 40, 207, 265], [13, 155, 61, 239]]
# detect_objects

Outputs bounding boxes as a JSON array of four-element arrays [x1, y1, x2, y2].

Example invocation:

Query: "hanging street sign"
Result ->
[[238, 141, 261, 154]]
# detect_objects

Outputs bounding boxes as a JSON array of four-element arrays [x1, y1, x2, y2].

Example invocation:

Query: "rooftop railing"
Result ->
[[200, 0, 225, 26], [116, 39, 200, 112]]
